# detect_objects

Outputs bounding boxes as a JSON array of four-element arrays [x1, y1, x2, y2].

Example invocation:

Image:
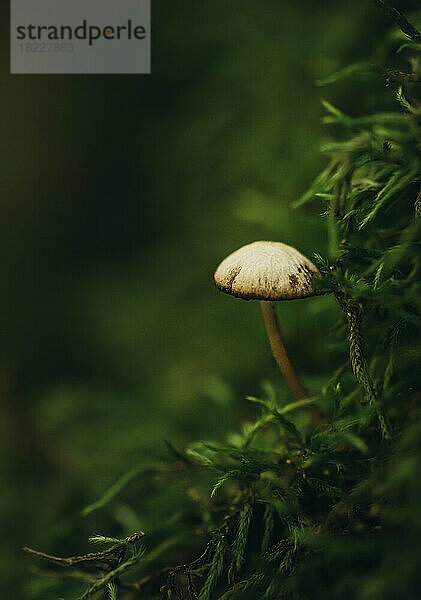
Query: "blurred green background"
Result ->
[[0, 1, 416, 597]]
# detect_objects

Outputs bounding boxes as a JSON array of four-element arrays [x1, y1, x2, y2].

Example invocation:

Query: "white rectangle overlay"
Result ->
[[11, 0, 150, 74]]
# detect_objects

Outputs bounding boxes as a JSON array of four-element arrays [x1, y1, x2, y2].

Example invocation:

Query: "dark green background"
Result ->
[[0, 1, 415, 597]]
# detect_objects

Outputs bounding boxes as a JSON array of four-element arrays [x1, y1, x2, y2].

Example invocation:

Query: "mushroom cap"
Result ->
[[214, 241, 322, 301]]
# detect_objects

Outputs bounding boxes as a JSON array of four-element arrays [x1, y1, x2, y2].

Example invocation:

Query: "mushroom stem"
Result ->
[[260, 301, 324, 427]]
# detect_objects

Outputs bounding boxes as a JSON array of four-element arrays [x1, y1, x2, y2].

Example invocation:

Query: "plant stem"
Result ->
[[260, 301, 324, 427], [372, 0, 421, 42], [334, 293, 392, 441]]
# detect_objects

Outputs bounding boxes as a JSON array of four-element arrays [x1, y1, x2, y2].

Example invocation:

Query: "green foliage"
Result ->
[[24, 3, 421, 599], [24, 534, 145, 600], [107, 583, 118, 600], [372, 0, 421, 42]]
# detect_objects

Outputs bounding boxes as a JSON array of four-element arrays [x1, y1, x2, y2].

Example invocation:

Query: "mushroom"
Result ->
[[214, 241, 324, 426]]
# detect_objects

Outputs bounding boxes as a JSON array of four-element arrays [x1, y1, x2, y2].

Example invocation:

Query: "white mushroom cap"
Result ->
[[214, 241, 321, 301]]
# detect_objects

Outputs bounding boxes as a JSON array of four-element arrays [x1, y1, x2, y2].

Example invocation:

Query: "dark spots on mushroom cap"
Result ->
[[287, 265, 319, 296], [300, 263, 317, 283], [301, 263, 314, 276], [225, 266, 241, 292], [289, 274, 299, 289]]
